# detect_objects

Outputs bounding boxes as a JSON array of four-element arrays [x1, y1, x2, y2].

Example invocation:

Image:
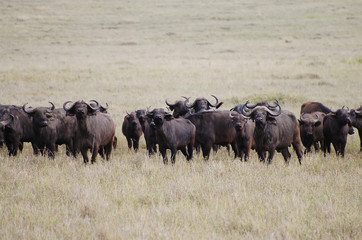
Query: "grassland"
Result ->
[[0, 0, 361, 239]]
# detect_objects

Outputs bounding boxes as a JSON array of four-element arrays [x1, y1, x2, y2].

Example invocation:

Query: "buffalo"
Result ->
[[349, 106, 362, 151], [241, 100, 303, 164], [147, 108, 195, 164], [135, 109, 157, 155], [122, 111, 143, 151], [186, 110, 238, 160], [229, 111, 255, 161], [23, 102, 77, 158], [63, 100, 116, 164], [323, 107, 352, 157], [0, 105, 34, 156], [299, 112, 326, 153]]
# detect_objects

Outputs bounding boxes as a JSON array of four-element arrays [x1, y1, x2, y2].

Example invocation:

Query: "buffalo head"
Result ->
[[23, 102, 55, 128], [299, 113, 322, 136], [334, 107, 352, 126], [186, 95, 223, 112], [241, 100, 282, 128], [165, 96, 190, 117], [349, 106, 362, 126], [63, 100, 100, 119], [147, 108, 173, 128]]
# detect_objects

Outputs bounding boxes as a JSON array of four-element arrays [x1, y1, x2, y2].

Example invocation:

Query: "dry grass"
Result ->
[[1, 0, 361, 239]]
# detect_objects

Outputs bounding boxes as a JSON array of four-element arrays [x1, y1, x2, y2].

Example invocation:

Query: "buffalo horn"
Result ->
[[46, 102, 55, 113], [241, 101, 253, 116], [63, 101, 75, 111], [266, 100, 282, 116], [87, 100, 100, 111], [22, 103, 36, 114], [165, 98, 175, 107], [208, 95, 219, 107]]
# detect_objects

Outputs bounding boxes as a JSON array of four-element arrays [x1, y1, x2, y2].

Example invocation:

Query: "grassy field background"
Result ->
[[1, 0, 361, 239]]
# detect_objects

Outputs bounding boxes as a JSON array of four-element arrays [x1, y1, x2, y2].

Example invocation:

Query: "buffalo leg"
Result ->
[[292, 142, 303, 165], [201, 143, 212, 160], [267, 149, 275, 164], [160, 147, 168, 164], [281, 148, 291, 165], [91, 145, 100, 164], [170, 147, 177, 165], [81, 148, 89, 164], [180, 147, 188, 159], [126, 137, 132, 150], [104, 142, 113, 160], [133, 138, 139, 151], [231, 142, 238, 159], [187, 143, 193, 161]]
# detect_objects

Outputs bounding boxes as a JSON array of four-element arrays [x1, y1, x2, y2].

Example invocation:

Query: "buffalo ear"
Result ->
[[314, 121, 321, 127]]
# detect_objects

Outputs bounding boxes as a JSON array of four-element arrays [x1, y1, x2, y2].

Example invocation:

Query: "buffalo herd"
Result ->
[[0, 97, 361, 165]]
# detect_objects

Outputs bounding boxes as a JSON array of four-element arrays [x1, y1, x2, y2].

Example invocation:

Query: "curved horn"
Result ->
[[300, 113, 308, 122], [241, 101, 254, 116], [229, 111, 236, 119], [102, 103, 109, 111], [63, 101, 75, 111], [356, 107, 362, 114], [165, 98, 176, 107], [47, 102, 55, 113], [266, 100, 282, 116], [88, 100, 100, 111], [22, 103, 36, 114], [207, 95, 219, 107]]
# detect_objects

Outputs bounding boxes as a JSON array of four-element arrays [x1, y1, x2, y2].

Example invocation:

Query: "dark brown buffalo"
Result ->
[[229, 111, 255, 161], [301, 101, 354, 135], [242, 100, 303, 164], [323, 107, 352, 157], [186, 110, 238, 160], [63, 100, 116, 164], [0, 105, 35, 156], [186, 95, 223, 113], [349, 106, 362, 151], [165, 96, 192, 118], [136, 109, 157, 155], [23, 102, 77, 158], [122, 111, 143, 151], [299, 112, 326, 153], [147, 108, 195, 164]]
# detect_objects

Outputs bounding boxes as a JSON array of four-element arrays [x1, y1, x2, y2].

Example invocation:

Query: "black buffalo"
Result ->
[[323, 107, 352, 157], [186, 110, 238, 160], [349, 106, 362, 151], [147, 108, 195, 164], [242, 100, 303, 164], [136, 109, 157, 155], [63, 100, 116, 164], [0, 105, 34, 156], [122, 111, 143, 151], [229, 111, 255, 161], [23, 102, 77, 158], [299, 112, 326, 153]]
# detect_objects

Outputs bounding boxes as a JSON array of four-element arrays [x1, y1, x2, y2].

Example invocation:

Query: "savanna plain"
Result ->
[[1, 0, 361, 239]]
